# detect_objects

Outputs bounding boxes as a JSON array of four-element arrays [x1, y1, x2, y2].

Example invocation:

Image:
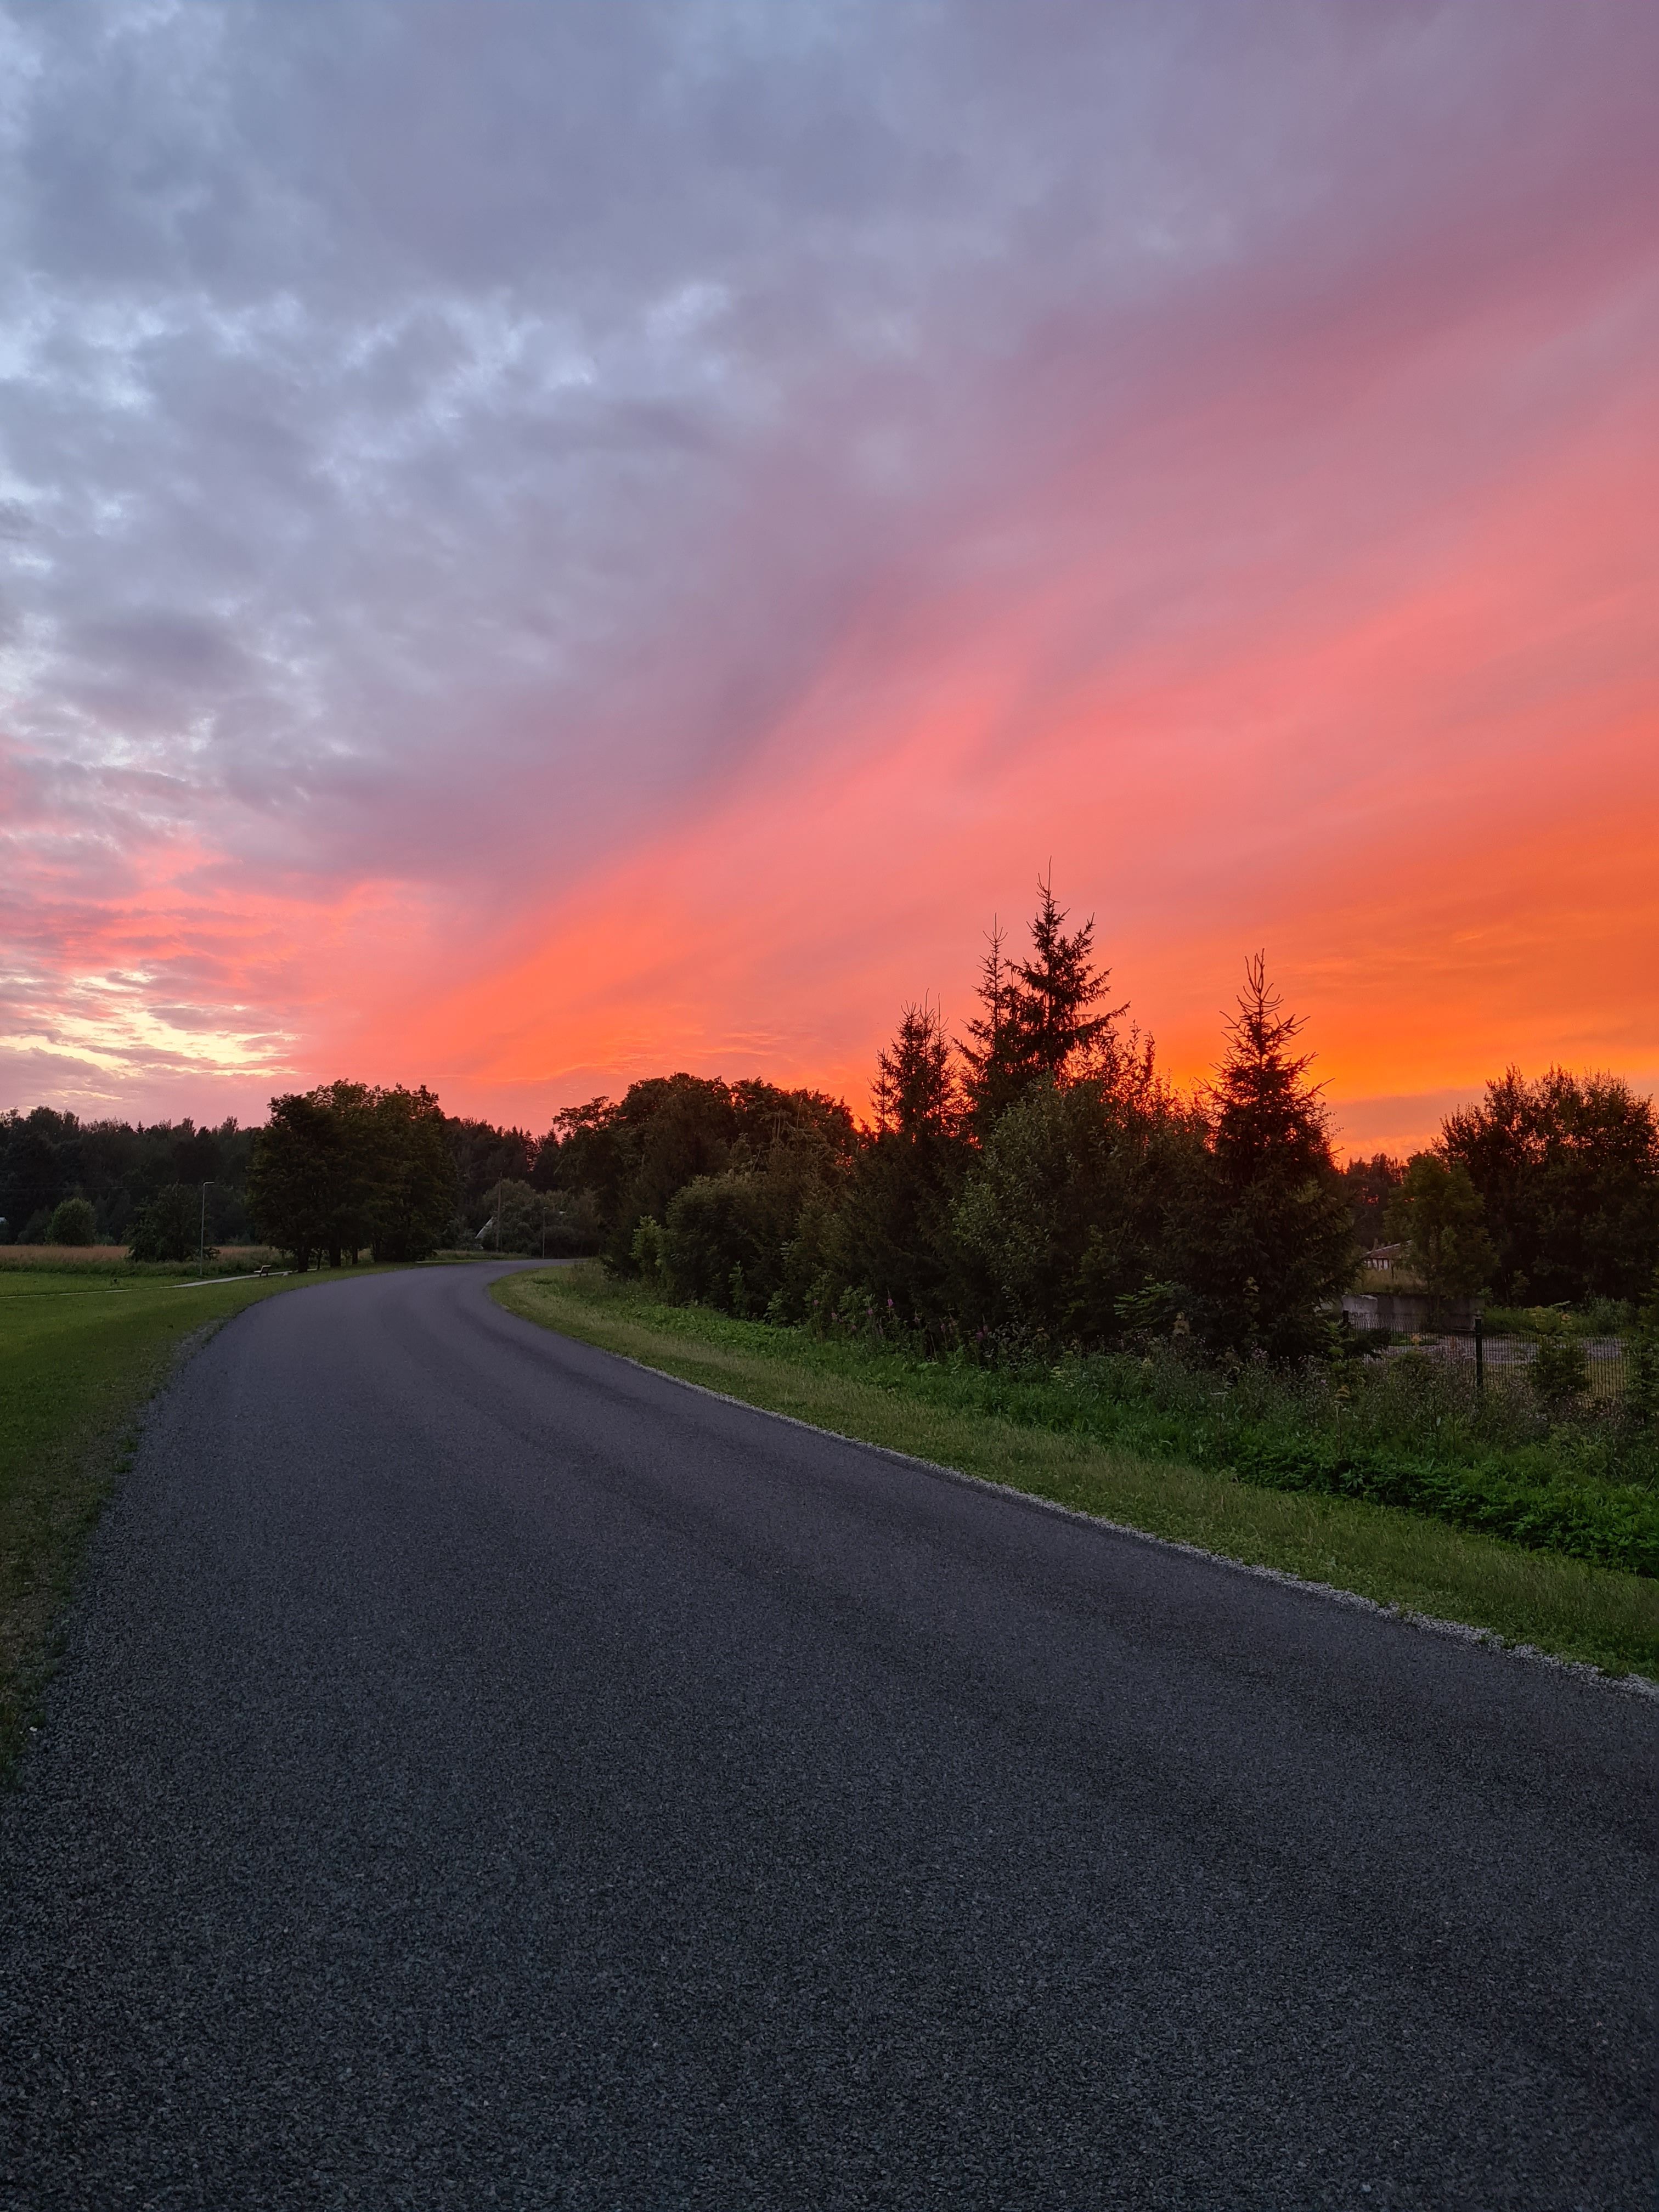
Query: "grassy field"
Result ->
[[0, 1244, 282, 1274], [495, 1265, 1659, 1683], [0, 1261, 359, 1767]]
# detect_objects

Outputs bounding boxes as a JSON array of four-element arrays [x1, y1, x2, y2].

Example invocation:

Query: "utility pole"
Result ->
[[495, 1176, 503, 1254], [199, 1181, 210, 1273], [541, 1200, 547, 1260]]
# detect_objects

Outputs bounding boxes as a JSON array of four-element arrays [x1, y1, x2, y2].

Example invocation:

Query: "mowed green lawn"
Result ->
[[0, 1265, 337, 1765], [496, 1265, 1659, 1684]]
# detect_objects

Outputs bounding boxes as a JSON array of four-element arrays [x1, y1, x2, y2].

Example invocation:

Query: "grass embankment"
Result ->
[[495, 1265, 1659, 1682], [2, 1262, 342, 1767]]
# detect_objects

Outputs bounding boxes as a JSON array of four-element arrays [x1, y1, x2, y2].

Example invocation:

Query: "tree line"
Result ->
[[7, 877, 1657, 1333], [541, 881, 1659, 1353], [0, 1094, 579, 1262], [553, 887, 1353, 1355], [0, 1112, 258, 1250]]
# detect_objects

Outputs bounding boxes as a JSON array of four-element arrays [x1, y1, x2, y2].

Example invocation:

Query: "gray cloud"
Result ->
[[2, 0, 1656, 1106]]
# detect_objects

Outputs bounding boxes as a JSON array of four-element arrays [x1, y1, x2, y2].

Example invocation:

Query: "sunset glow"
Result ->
[[2, 4, 1655, 1151]]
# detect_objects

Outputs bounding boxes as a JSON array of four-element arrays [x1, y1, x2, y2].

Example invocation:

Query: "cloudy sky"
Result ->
[[2, 1, 1655, 1148]]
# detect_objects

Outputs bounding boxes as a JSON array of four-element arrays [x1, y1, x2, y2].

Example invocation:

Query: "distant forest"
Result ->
[[0, 1099, 568, 1258], [5, 878, 1657, 1352]]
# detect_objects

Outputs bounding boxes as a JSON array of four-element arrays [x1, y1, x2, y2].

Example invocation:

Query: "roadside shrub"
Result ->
[[45, 1196, 97, 1245], [817, 1324, 1659, 1576], [952, 1079, 1206, 1342], [661, 1173, 791, 1310], [1531, 1330, 1590, 1412], [630, 1216, 667, 1288]]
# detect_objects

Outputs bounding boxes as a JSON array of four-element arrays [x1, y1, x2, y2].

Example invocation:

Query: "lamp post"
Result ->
[[199, 1180, 211, 1273]]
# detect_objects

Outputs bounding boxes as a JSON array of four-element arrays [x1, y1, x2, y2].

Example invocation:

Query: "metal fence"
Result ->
[[1397, 1331, 1633, 1400]]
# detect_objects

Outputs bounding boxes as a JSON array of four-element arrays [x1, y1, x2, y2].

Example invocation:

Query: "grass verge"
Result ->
[[495, 1265, 1659, 1683], [0, 1263, 380, 1769]]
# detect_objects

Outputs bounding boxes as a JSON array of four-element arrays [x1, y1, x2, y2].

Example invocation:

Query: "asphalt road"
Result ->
[[1, 1263, 1654, 2210]]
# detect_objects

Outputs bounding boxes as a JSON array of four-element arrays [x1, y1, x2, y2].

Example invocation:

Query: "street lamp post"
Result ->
[[199, 1181, 211, 1274]]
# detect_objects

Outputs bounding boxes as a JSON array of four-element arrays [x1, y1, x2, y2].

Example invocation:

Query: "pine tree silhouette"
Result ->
[[873, 1000, 959, 1139], [1210, 952, 1329, 1185], [962, 875, 1125, 1128], [1202, 953, 1355, 1354]]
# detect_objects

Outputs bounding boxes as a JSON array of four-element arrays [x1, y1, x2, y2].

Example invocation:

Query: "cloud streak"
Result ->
[[2, 1, 1655, 1144]]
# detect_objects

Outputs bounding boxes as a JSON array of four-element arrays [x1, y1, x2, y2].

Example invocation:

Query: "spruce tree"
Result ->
[[961, 878, 1124, 1130], [830, 998, 969, 1317], [960, 920, 1017, 1128], [1013, 873, 1124, 1084], [873, 1000, 959, 1139], [1201, 955, 1355, 1355]]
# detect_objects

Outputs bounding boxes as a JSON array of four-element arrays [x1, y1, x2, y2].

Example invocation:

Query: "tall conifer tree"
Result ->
[[961, 878, 1124, 1130], [873, 1000, 960, 1139], [1201, 955, 1355, 1355]]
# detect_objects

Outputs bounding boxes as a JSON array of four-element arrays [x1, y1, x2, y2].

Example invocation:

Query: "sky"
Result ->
[[1, 1, 1655, 1155]]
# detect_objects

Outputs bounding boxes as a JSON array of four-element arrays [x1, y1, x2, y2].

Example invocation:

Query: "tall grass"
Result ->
[[791, 1300, 1659, 1577]]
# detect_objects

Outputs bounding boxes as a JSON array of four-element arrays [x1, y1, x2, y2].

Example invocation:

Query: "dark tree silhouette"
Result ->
[[247, 1092, 351, 1269], [961, 877, 1124, 1128], [833, 999, 971, 1317], [1340, 1152, 1405, 1249], [550, 1074, 856, 1275], [127, 1184, 208, 1263], [1440, 1068, 1659, 1303], [247, 1082, 455, 1267], [873, 999, 960, 1139], [1199, 955, 1355, 1355], [1383, 1154, 1493, 1316], [368, 1086, 458, 1262]]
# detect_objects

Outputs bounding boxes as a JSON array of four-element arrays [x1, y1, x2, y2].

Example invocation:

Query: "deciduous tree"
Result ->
[[126, 1184, 208, 1263], [952, 1070, 1205, 1341], [44, 1195, 96, 1245], [1440, 1068, 1659, 1303], [247, 1092, 351, 1269], [1384, 1154, 1493, 1315]]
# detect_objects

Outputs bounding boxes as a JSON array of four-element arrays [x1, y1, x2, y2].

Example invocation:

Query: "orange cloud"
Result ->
[[6, 10, 1656, 1153]]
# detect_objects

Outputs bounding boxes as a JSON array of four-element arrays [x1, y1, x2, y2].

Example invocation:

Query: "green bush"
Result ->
[[661, 1174, 789, 1310], [1531, 1329, 1589, 1409], [44, 1197, 97, 1246], [952, 1079, 1207, 1342], [630, 1216, 667, 1288]]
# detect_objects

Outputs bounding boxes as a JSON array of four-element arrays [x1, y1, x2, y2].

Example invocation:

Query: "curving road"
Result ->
[[1, 1262, 1654, 2210]]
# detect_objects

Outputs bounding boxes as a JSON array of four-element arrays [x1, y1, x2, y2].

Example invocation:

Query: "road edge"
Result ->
[[522, 1317, 1659, 1705]]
